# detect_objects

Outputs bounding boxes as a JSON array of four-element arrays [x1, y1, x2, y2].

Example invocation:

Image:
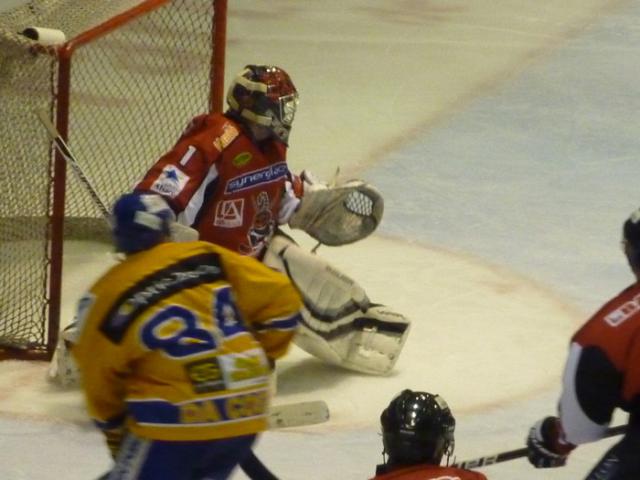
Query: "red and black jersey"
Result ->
[[135, 113, 294, 258], [558, 281, 640, 444], [370, 464, 487, 480]]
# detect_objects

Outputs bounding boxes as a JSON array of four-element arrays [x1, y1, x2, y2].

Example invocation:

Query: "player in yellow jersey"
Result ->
[[71, 192, 303, 479]]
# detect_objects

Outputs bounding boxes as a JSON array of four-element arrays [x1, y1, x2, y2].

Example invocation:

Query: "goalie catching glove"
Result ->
[[288, 171, 384, 246]]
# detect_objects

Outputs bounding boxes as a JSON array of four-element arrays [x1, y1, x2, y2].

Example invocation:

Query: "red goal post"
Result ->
[[0, 0, 227, 360]]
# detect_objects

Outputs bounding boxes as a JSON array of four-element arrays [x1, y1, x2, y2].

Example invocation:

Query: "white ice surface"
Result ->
[[0, 0, 30, 14], [1, 1, 638, 479]]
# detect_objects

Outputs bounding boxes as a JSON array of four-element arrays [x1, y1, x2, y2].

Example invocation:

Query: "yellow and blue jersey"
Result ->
[[71, 241, 302, 441]]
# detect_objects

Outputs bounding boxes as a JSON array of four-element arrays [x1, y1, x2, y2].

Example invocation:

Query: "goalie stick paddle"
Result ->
[[453, 424, 627, 469], [36, 110, 112, 224]]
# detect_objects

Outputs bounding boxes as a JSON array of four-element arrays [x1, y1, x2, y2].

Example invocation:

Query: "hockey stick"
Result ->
[[240, 451, 279, 480], [267, 400, 329, 429], [453, 424, 628, 469], [36, 110, 112, 224], [96, 451, 279, 480], [36, 110, 203, 243], [95, 401, 329, 479], [239, 400, 328, 479]]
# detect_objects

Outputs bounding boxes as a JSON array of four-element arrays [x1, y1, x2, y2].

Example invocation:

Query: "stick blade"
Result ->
[[268, 400, 329, 429]]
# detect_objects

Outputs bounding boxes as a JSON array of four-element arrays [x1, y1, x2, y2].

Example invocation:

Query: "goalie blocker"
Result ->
[[263, 232, 411, 375]]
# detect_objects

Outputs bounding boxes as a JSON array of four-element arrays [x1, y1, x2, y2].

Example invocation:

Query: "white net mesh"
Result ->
[[0, 0, 220, 357]]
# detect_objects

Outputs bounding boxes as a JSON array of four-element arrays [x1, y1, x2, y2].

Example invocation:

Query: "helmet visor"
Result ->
[[279, 93, 299, 126]]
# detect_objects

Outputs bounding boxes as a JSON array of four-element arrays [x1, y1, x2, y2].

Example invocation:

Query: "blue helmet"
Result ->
[[112, 192, 175, 254]]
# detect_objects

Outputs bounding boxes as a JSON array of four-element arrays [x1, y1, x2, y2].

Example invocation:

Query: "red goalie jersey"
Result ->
[[135, 113, 300, 258]]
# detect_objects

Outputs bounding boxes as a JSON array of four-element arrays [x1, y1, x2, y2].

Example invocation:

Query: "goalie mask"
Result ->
[[380, 389, 455, 467], [112, 192, 175, 254], [226, 65, 299, 144]]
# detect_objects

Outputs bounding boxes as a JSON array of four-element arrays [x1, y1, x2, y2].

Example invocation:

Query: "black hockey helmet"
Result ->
[[623, 207, 640, 270], [226, 65, 299, 144], [380, 389, 455, 466]]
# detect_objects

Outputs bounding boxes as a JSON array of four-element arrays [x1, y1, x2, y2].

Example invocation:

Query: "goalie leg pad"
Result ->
[[264, 232, 370, 316], [345, 305, 411, 374], [294, 305, 411, 375], [263, 233, 411, 375]]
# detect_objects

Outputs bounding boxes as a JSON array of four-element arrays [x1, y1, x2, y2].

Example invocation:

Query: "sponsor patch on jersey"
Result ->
[[225, 162, 288, 194], [214, 199, 244, 228], [604, 294, 640, 327], [232, 152, 252, 167], [101, 253, 225, 343], [212, 123, 239, 152], [150, 165, 190, 198], [127, 389, 268, 426], [178, 390, 267, 425], [218, 349, 270, 389], [185, 358, 225, 393]]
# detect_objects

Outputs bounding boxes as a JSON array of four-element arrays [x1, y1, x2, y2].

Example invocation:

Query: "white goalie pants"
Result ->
[[262, 233, 411, 375]]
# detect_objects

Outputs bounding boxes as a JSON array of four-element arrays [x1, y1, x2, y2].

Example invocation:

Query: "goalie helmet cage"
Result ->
[[0, 0, 227, 361]]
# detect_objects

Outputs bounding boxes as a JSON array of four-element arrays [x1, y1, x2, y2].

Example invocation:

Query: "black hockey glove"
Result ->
[[526, 416, 575, 468]]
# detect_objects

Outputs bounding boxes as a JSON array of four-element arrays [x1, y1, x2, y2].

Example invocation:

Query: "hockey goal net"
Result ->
[[0, 0, 227, 360]]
